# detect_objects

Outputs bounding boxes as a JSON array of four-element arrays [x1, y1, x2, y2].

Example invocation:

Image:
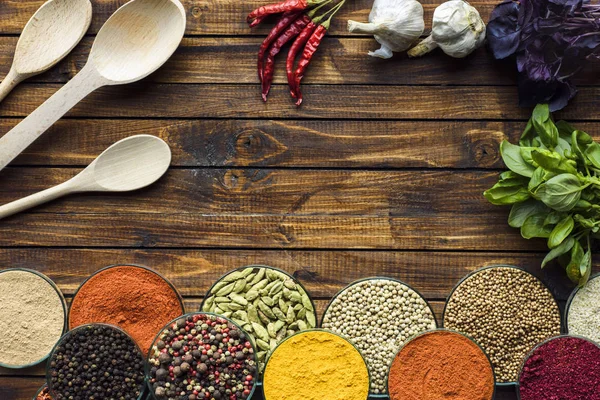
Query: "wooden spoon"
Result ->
[[0, 0, 186, 172], [0, 135, 171, 220], [0, 0, 92, 103]]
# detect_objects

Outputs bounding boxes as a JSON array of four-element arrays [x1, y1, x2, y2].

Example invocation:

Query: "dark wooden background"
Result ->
[[0, 0, 598, 399]]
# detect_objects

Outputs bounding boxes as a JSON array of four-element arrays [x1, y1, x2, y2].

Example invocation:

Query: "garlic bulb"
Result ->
[[348, 0, 425, 59], [408, 0, 485, 58]]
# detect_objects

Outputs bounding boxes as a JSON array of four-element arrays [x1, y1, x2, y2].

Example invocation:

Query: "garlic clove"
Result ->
[[368, 45, 395, 59]]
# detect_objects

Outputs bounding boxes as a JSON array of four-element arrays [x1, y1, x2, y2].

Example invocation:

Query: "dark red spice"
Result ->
[[36, 385, 52, 400], [258, 11, 301, 82], [518, 336, 600, 400], [247, 0, 310, 26]]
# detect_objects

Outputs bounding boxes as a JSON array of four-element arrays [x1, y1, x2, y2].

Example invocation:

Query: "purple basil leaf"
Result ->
[[488, 0, 522, 59]]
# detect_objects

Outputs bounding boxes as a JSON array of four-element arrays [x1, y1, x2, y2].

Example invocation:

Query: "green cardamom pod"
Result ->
[[272, 292, 282, 303], [301, 293, 314, 311], [293, 303, 303, 311], [222, 311, 232, 318], [229, 293, 248, 306], [297, 320, 307, 331], [258, 310, 271, 325], [233, 279, 246, 293], [203, 296, 214, 310], [273, 320, 285, 333], [211, 280, 230, 294], [245, 290, 259, 301], [252, 323, 270, 342], [267, 323, 277, 338], [257, 351, 267, 361], [227, 302, 244, 311], [296, 308, 306, 320], [249, 268, 266, 285], [269, 338, 278, 351], [256, 339, 270, 351], [231, 318, 246, 326], [240, 268, 254, 278], [243, 324, 253, 333], [266, 269, 279, 281], [286, 307, 295, 324], [252, 279, 269, 291], [247, 304, 259, 323], [272, 307, 286, 321], [218, 303, 232, 312], [287, 329, 295, 336], [232, 310, 248, 321], [283, 279, 296, 290], [306, 312, 316, 328], [261, 296, 275, 307], [282, 288, 292, 300], [289, 291, 302, 303], [276, 327, 287, 341], [224, 271, 244, 282], [278, 298, 289, 313], [269, 282, 284, 296], [214, 296, 230, 303], [216, 282, 235, 297], [257, 300, 276, 319], [288, 321, 299, 331]]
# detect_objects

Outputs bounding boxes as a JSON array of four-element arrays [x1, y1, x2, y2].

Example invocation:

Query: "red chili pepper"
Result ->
[[293, 24, 327, 106], [247, 0, 310, 26], [261, 14, 311, 102], [258, 12, 301, 83], [286, 21, 317, 98], [249, 15, 268, 28]]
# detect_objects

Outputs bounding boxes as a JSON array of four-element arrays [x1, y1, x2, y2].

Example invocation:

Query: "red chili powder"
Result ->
[[69, 265, 184, 354], [388, 330, 495, 400], [519, 336, 600, 400]]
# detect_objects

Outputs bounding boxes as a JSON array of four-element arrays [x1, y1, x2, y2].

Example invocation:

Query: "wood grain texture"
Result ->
[[2, 83, 600, 120], [0, 249, 578, 299], [0, 0, 496, 36]]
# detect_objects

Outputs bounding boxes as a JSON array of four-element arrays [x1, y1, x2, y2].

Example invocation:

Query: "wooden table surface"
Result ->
[[0, 0, 598, 399]]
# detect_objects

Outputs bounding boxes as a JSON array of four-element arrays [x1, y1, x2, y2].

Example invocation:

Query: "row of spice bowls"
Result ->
[[2, 264, 598, 400]]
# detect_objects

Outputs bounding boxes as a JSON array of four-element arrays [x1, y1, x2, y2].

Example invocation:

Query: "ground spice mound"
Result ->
[[69, 265, 184, 354], [263, 330, 370, 400], [519, 336, 600, 400], [388, 330, 494, 400], [443, 266, 561, 382], [0, 269, 65, 367]]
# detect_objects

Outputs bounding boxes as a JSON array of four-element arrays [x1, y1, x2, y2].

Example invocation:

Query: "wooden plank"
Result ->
[[0, 169, 515, 215], [5, 119, 600, 168], [2, 37, 596, 87], [0, 249, 577, 299], [1, 83, 599, 120], [0, 0, 497, 36]]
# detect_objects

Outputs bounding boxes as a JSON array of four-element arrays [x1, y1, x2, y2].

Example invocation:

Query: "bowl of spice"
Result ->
[[200, 265, 317, 372], [565, 273, 600, 344], [442, 265, 562, 386], [34, 384, 52, 400], [146, 312, 258, 400], [263, 329, 370, 400], [321, 277, 437, 395], [0, 268, 67, 369], [517, 335, 600, 400], [46, 323, 146, 400], [388, 329, 496, 400], [68, 264, 185, 354]]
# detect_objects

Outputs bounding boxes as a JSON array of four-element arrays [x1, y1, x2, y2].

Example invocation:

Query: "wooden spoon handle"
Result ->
[[0, 66, 105, 172], [0, 68, 23, 104], [0, 180, 75, 220]]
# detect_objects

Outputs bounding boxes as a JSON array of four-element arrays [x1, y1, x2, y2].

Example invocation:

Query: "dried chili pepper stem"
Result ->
[[258, 11, 301, 83], [293, 0, 345, 106], [247, 0, 323, 27]]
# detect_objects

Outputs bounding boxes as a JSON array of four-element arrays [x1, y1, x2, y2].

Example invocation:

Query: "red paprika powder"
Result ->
[[519, 336, 600, 400], [388, 330, 495, 400], [69, 265, 184, 354]]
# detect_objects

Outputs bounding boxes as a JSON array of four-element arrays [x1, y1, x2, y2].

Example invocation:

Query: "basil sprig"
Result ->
[[484, 104, 597, 286]]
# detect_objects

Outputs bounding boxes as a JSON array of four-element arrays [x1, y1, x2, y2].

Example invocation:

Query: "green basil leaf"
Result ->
[[556, 120, 576, 139], [548, 215, 574, 248], [519, 119, 536, 147], [521, 214, 554, 239], [500, 140, 536, 177], [555, 137, 571, 157], [571, 131, 587, 165], [531, 148, 578, 175], [579, 249, 592, 287], [528, 167, 547, 193], [584, 142, 600, 169], [573, 214, 595, 229], [566, 241, 584, 284], [508, 200, 548, 228], [543, 211, 564, 226], [574, 129, 593, 146], [484, 184, 530, 205], [532, 104, 558, 148], [541, 237, 575, 268], [536, 174, 584, 212]]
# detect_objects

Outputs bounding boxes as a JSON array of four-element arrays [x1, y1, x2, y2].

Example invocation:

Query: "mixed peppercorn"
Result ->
[[249, 0, 346, 105], [147, 313, 257, 400]]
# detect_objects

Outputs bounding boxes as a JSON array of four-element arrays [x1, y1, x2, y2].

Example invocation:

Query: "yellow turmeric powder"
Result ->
[[263, 330, 370, 400]]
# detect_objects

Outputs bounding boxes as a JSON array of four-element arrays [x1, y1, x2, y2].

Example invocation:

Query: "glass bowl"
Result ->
[[564, 273, 600, 340], [386, 328, 496, 400], [145, 312, 259, 400], [515, 334, 600, 400], [321, 276, 438, 397], [262, 328, 371, 400], [0, 268, 67, 369], [442, 264, 562, 388], [46, 323, 146, 400], [68, 264, 185, 352]]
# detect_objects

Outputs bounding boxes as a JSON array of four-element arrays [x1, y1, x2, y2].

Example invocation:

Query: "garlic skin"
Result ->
[[348, 0, 425, 59], [408, 0, 486, 58]]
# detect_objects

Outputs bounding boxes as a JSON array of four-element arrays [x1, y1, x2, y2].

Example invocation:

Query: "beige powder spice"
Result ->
[[0, 270, 65, 367]]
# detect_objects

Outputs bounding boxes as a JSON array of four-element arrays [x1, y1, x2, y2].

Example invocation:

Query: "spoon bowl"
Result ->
[[89, 135, 172, 191], [90, 0, 187, 84], [0, 135, 171, 220], [0, 0, 92, 102]]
